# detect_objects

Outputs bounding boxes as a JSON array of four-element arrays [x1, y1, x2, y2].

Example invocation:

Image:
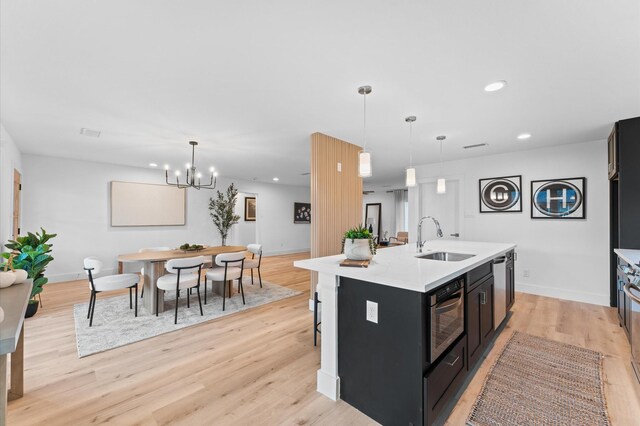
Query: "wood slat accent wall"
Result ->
[[310, 133, 363, 296]]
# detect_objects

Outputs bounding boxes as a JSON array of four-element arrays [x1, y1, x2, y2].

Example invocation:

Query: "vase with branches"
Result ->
[[208, 183, 240, 246]]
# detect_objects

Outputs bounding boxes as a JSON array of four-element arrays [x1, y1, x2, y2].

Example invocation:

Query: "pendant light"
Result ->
[[405, 116, 417, 187], [358, 85, 372, 178], [436, 135, 446, 194]]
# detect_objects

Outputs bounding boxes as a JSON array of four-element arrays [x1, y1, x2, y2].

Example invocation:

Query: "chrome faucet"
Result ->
[[417, 216, 444, 252]]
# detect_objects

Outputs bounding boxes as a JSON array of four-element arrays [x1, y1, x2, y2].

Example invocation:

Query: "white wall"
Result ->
[[21, 154, 310, 282], [0, 124, 22, 247], [362, 191, 396, 240], [410, 139, 609, 306]]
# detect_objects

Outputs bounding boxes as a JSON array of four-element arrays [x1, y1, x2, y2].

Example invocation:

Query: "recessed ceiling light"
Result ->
[[517, 133, 532, 140], [273, 177, 279, 182], [484, 80, 507, 92], [149, 163, 158, 167]]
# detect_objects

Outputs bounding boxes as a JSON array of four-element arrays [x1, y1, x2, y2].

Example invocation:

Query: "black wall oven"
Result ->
[[427, 278, 465, 363]]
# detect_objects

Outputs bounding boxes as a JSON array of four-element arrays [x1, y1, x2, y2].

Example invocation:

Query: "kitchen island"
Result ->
[[294, 240, 516, 426]]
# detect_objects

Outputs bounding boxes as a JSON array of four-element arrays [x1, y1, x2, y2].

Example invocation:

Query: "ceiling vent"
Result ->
[[300, 172, 310, 176], [463, 143, 488, 149], [363, 190, 375, 195], [80, 128, 101, 138]]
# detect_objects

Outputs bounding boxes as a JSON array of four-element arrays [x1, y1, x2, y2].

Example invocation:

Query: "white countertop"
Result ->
[[614, 249, 640, 271], [294, 240, 516, 293]]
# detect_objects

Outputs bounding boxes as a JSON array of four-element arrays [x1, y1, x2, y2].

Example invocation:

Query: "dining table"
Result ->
[[117, 245, 246, 314]]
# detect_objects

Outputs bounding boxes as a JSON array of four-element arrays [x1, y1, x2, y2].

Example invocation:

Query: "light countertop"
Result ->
[[614, 249, 640, 271], [294, 240, 516, 293]]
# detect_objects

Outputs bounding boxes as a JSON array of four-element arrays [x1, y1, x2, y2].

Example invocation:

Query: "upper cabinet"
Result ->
[[608, 124, 618, 180]]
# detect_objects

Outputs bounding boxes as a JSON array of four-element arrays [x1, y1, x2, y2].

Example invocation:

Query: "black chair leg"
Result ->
[[196, 286, 203, 316], [239, 279, 245, 305], [204, 277, 207, 305], [89, 292, 97, 327], [174, 290, 180, 325], [222, 279, 226, 311], [129, 287, 132, 309], [258, 268, 263, 288], [87, 292, 94, 319], [134, 285, 138, 317], [155, 287, 159, 317], [141, 286, 144, 298], [187, 288, 190, 308], [251, 269, 254, 285]]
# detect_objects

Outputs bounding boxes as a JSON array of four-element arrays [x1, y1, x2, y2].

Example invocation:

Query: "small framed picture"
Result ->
[[294, 202, 311, 224], [530, 177, 586, 219], [479, 175, 522, 213], [244, 197, 256, 221]]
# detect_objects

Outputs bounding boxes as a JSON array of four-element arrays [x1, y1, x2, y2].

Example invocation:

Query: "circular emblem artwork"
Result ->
[[481, 178, 520, 211], [533, 181, 583, 217]]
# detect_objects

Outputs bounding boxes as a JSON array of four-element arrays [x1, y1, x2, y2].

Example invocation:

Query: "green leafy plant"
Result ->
[[208, 183, 241, 246], [1, 228, 57, 303], [341, 224, 377, 255]]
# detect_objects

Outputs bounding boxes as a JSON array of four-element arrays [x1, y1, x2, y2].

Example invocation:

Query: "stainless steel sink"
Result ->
[[416, 252, 475, 262]]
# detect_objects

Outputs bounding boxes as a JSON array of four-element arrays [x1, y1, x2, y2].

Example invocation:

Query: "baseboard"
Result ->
[[317, 370, 339, 401], [48, 268, 116, 284], [263, 248, 310, 257], [516, 281, 609, 306]]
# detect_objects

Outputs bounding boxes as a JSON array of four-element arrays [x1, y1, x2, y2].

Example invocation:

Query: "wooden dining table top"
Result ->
[[117, 245, 247, 263]]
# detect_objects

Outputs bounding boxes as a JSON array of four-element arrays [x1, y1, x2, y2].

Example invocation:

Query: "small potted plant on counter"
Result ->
[[341, 225, 377, 261], [2, 228, 57, 318]]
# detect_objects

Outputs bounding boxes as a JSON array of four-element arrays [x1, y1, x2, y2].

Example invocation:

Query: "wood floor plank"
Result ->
[[7, 252, 640, 425]]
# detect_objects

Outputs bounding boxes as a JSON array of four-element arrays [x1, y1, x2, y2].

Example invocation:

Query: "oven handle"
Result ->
[[435, 292, 463, 314], [623, 282, 640, 304]]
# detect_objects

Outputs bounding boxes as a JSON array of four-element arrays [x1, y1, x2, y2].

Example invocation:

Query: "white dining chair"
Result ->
[[138, 247, 172, 298], [243, 243, 263, 288], [155, 256, 205, 324], [205, 252, 245, 310], [83, 257, 139, 327]]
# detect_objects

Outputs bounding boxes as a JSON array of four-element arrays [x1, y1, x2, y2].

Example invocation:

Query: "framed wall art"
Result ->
[[244, 197, 256, 221], [530, 177, 586, 219], [479, 175, 522, 213], [294, 202, 311, 224]]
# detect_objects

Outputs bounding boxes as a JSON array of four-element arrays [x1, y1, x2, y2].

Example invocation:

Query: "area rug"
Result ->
[[73, 278, 301, 358], [467, 331, 610, 426]]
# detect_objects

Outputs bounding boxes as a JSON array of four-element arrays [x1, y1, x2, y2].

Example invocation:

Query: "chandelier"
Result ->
[[165, 141, 217, 190]]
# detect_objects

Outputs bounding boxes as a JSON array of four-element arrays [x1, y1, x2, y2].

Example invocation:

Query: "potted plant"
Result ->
[[208, 183, 240, 246], [2, 228, 57, 317], [341, 225, 377, 261]]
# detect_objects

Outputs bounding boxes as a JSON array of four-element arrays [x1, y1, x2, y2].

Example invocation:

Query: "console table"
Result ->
[[0, 279, 32, 426]]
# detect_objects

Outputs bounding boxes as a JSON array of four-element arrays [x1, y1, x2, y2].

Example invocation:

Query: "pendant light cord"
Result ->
[[362, 92, 367, 151], [439, 139, 443, 173], [409, 121, 413, 167]]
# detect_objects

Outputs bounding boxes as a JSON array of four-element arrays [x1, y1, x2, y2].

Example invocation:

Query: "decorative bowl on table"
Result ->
[[177, 243, 208, 253]]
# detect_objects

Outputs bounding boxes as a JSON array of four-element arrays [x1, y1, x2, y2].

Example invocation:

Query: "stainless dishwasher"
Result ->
[[493, 256, 507, 326]]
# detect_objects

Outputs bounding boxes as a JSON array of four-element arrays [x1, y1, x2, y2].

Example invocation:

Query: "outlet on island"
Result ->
[[366, 300, 378, 323]]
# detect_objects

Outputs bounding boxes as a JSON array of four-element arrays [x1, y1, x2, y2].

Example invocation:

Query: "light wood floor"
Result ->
[[6, 252, 640, 425]]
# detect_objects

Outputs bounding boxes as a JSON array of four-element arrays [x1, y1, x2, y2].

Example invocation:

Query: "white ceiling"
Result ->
[[1, 0, 639, 186]]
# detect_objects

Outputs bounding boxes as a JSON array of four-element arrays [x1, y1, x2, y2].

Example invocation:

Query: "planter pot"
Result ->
[[25, 301, 39, 318], [344, 238, 373, 261], [0, 271, 16, 288]]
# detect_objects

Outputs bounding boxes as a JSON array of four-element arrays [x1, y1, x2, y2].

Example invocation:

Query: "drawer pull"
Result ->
[[445, 355, 460, 367]]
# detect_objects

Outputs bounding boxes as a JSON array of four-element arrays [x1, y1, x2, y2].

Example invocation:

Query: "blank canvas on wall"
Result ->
[[110, 181, 186, 226]]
